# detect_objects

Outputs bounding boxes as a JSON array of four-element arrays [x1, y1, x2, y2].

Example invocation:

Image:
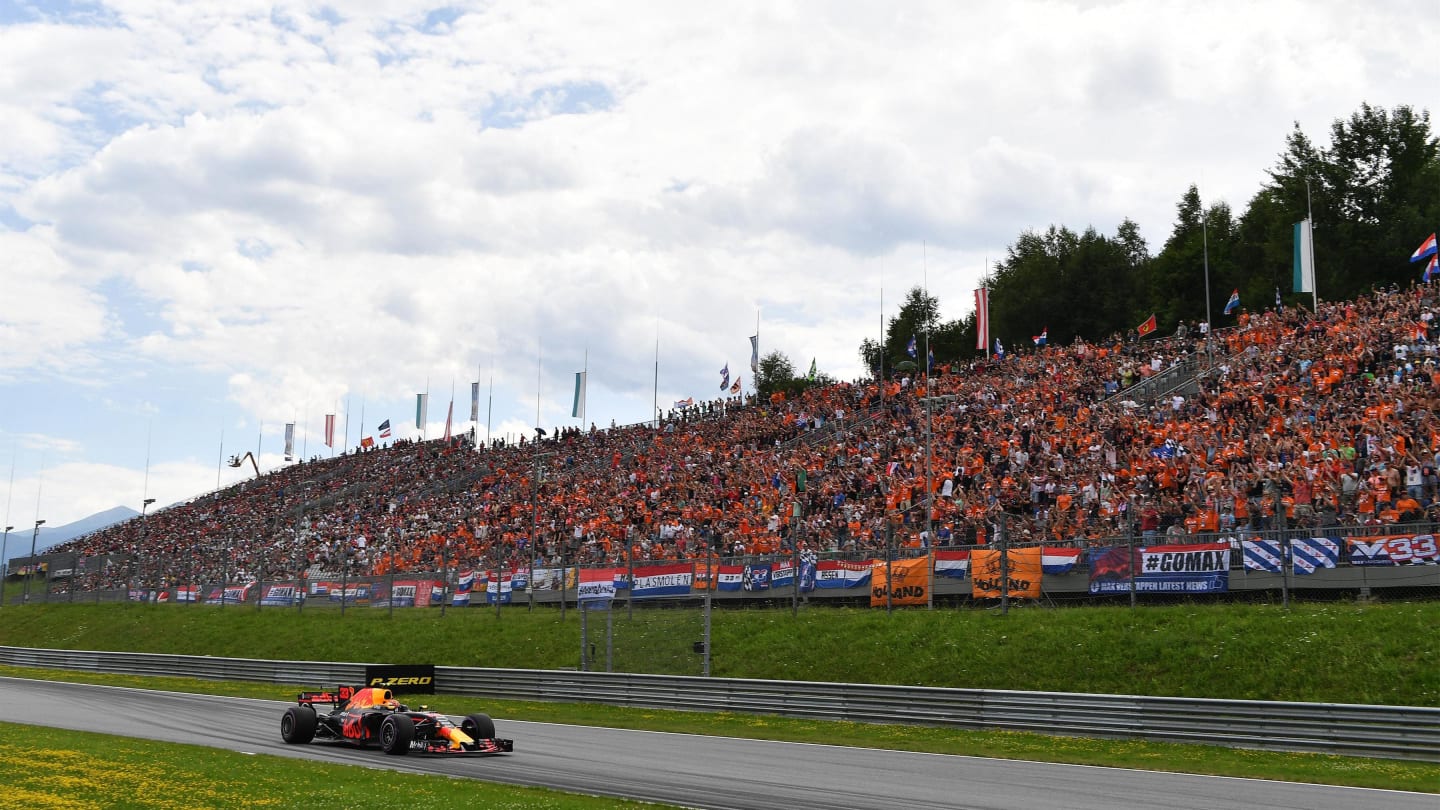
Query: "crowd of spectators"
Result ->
[[46, 282, 1440, 591]]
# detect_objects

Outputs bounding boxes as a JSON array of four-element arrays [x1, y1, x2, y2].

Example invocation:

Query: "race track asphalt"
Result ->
[[1, 677, 1430, 810]]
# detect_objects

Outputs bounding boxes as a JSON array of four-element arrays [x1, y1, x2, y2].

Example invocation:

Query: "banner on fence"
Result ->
[[372, 580, 436, 607], [510, 566, 529, 591], [172, 586, 199, 603], [1243, 538, 1339, 574], [1090, 542, 1228, 593], [1042, 547, 1082, 574], [631, 563, 692, 598], [259, 583, 300, 606], [771, 560, 793, 589], [312, 581, 372, 605], [933, 550, 970, 578], [451, 570, 474, 606], [1347, 534, 1440, 566], [816, 559, 872, 588], [485, 570, 512, 604], [971, 547, 1042, 598], [870, 557, 929, 606], [578, 567, 617, 603], [743, 563, 771, 591], [716, 564, 744, 591]]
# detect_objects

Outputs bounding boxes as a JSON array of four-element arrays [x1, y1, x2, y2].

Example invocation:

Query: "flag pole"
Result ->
[[535, 338, 542, 440], [343, 395, 351, 453], [652, 319, 660, 430], [1306, 177, 1319, 311], [1203, 197, 1212, 342], [358, 400, 365, 450], [215, 424, 224, 490], [923, 242, 934, 611], [486, 358, 494, 449], [581, 346, 588, 424]]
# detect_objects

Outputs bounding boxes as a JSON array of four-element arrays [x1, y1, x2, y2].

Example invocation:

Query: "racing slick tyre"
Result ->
[[281, 706, 317, 744], [461, 713, 495, 740], [380, 713, 415, 755]]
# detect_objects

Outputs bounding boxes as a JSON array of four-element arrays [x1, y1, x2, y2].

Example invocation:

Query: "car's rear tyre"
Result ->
[[281, 706, 317, 744], [461, 713, 495, 740], [380, 713, 414, 754]]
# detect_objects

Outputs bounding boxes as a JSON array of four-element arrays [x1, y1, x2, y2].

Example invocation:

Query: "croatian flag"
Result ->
[[378, 419, 392, 439], [933, 549, 970, 578], [1032, 328, 1047, 347], [1041, 547, 1081, 574], [1425, 255, 1438, 283], [1412, 233, 1438, 263], [1224, 289, 1240, 315]]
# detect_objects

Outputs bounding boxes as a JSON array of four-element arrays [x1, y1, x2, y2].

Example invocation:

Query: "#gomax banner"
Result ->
[[1088, 542, 1229, 594], [970, 548, 1043, 599]]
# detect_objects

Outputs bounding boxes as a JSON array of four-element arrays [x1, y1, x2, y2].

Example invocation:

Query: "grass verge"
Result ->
[[3, 665, 1437, 794], [0, 719, 668, 810]]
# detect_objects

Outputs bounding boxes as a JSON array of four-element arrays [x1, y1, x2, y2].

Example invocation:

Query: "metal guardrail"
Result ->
[[3, 645, 1436, 761]]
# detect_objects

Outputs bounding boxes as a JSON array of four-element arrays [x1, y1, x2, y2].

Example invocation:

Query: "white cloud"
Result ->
[[0, 0, 1436, 528]]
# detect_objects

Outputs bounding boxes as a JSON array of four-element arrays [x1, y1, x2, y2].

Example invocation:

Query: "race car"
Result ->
[[280, 685, 513, 755]]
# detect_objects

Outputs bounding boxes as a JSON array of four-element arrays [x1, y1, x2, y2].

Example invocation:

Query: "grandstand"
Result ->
[[13, 282, 1440, 604]]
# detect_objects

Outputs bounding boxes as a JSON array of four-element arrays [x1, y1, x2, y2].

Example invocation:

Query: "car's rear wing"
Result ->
[[297, 685, 356, 707]]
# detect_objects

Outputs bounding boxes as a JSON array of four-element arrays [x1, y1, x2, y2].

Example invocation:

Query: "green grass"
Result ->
[[3, 665, 1438, 794], [1, 600, 1437, 705], [0, 720, 669, 809]]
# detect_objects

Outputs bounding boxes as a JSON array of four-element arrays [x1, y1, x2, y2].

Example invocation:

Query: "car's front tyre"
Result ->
[[380, 713, 414, 754], [281, 706, 317, 744], [461, 713, 495, 740]]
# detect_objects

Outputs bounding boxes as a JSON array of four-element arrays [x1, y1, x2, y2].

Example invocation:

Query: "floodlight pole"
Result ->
[[23, 519, 45, 603], [0, 525, 12, 607]]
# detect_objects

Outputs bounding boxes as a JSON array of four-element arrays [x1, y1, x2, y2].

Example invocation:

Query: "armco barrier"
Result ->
[[2, 645, 1436, 761]]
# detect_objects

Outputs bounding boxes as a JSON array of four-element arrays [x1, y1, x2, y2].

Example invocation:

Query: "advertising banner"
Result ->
[[1347, 534, 1440, 566], [1089, 542, 1229, 594]]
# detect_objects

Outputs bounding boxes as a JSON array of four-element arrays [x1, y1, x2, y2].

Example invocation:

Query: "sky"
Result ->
[[1, 0, 1437, 532]]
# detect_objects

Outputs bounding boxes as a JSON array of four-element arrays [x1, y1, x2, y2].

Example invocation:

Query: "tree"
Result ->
[[754, 348, 800, 394]]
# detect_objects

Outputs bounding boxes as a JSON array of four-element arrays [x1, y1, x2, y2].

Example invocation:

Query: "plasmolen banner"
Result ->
[[631, 563, 693, 598], [259, 583, 301, 606]]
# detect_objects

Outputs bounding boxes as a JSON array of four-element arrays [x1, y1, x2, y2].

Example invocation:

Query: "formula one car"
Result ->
[[280, 685, 513, 755]]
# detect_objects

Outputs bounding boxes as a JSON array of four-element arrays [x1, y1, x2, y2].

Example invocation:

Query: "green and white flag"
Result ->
[[1293, 219, 1314, 294], [572, 371, 587, 420]]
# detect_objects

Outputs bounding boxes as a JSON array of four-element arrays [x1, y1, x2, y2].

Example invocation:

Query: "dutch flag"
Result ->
[[1224, 289, 1240, 315]]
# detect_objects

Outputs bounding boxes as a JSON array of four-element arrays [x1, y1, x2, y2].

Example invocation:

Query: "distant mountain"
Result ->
[[2, 506, 140, 565]]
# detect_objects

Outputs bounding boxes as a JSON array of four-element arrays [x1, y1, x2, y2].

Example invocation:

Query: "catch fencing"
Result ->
[[1, 644, 1435, 762]]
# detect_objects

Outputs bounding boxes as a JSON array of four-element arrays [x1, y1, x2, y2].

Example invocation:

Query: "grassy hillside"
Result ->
[[2, 600, 1436, 706]]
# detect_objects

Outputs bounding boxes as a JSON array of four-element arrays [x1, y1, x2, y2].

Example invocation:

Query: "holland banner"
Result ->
[[415, 393, 428, 431], [572, 371, 587, 419], [1224, 289, 1240, 315], [324, 414, 335, 448]]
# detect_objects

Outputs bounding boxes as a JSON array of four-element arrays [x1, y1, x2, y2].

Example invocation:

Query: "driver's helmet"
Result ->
[[381, 697, 401, 711]]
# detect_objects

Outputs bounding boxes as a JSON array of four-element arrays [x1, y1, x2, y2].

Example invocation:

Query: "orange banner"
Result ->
[[870, 557, 929, 607], [970, 547, 1042, 599]]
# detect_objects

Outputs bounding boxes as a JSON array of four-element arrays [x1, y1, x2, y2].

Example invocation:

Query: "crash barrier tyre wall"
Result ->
[[2, 645, 1436, 762]]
